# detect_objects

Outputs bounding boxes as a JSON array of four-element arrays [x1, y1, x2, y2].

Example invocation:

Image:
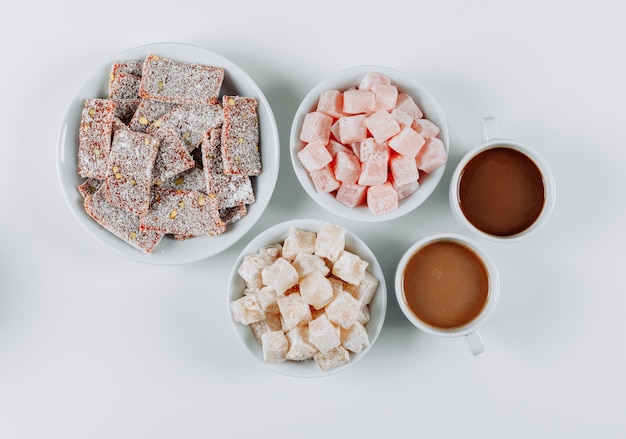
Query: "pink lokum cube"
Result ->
[[415, 137, 447, 173], [389, 152, 419, 187], [336, 183, 368, 208], [310, 166, 340, 193], [388, 126, 426, 158], [395, 93, 423, 120], [358, 138, 390, 163], [359, 72, 392, 90], [393, 179, 420, 200], [317, 90, 345, 119], [297, 139, 333, 172], [300, 111, 333, 144], [343, 89, 376, 114], [326, 139, 353, 159], [367, 182, 399, 215], [333, 150, 361, 184], [412, 118, 441, 138], [371, 83, 398, 111], [364, 109, 401, 143], [358, 155, 388, 187], [390, 108, 414, 128], [338, 114, 367, 144]]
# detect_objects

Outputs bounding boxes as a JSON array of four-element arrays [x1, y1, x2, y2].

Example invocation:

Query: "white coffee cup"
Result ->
[[395, 233, 500, 355], [449, 117, 556, 243]]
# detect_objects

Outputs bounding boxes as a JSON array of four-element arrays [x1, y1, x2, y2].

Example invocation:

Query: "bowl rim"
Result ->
[[56, 42, 280, 265], [289, 64, 449, 223], [227, 218, 388, 378]]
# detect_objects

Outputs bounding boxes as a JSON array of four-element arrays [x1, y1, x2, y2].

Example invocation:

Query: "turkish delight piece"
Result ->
[[297, 139, 333, 173], [221, 96, 261, 176], [151, 125, 195, 185], [357, 155, 388, 187], [148, 102, 224, 151], [340, 321, 370, 354], [286, 325, 319, 361], [337, 114, 367, 144], [371, 83, 398, 111], [364, 109, 401, 143], [281, 228, 317, 260], [325, 290, 360, 329], [139, 54, 224, 105], [230, 292, 266, 325], [415, 136, 447, 173], [299, 111, 333, 144], [238, 249, 281, 290], [108, 72, 141, 99], [219, 204, 247, 225], [140, 188, 226, 236], [336, 183, 367, 208], [389, 152, 419, 187], [309, 166, 340, 193], [109, 61, 143, 87], [205, 172, 255, 209], [299, 269, 334, 310], [77, 178, 102, 198], [367, 182, 399, 215], [332, 250, 368, 286], [105, 127, 159, 215], [388, 126, 426, 158], [315, 223, 345, 262], [316, 90, 345, 119], [261, 331, 289, 363], [292, 253, 330, 279], [359, 72, 392, 90], [83, 186, 163, 254], [276, 293, 312, 331], [412, 118, 441, 138], [344, 270, 379, 305], [390, 108, 414, 128], [333, 150, 361, 184], [326, 139, 353, 159], [314, 345, 350, 371], [262, 257, 299, 295], [128, 99, 178, 133], [256, 285, 280, 315], [308, 313, 341, 353], [393, 179, 420, 200], [395, 92, 423, 120], [249, 314, 282, 344], [343, 89, 376, 114], [78, 98, 116, 179]]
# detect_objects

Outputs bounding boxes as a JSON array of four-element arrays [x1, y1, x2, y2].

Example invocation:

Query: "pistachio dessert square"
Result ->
[[140, 188, 226, 237], [128, 99, 179, 133], [221, 96, 261, 176], [104, 127, 160, 215], [139, 54, 225, 105], [78, 98, 116, 179]]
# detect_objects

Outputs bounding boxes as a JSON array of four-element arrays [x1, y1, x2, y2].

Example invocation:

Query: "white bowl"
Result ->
[[227, 219, 387, 378], [56, 42, 280, 265], [290, 65, 449, 223]]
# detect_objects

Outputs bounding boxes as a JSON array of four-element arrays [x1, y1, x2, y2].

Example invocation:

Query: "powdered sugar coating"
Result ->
[[151, 125, 195, 184], [129, 99, 178, 133], [105, 127, 159, 215], [221, 96, 261, 175], [84, 186, 163, 254], [139, 54, 224, 105], [140, 188, 226, 236], [78, 98, 116, 179], [108, 72, 141, 99]]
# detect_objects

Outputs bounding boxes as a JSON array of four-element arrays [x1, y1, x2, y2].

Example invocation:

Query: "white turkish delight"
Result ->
[[314, 223, 346, 262], [314, 345, 350, 371], [249, 314, 283, 343], [261, 257, 299, 295], [308, 314, 341, 353], [325, 290, 360, 329], [344, 270, 378, 305], [332, 250, 368, 285], [277, 293, 312, 331], [292, 253, 330, 279], [282, 228, 317, 260], [261, 331, 289, 363], [229, 293, 265, 325], [286, 325, 319, 361], [299, 269, 334, 310], [340, 321, 370, 354]]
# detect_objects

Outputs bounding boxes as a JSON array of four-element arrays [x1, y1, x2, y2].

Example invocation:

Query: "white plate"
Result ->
[[290, 65, 449, 222], [227, 219, 387, 378], [57, 42, 280, 265]]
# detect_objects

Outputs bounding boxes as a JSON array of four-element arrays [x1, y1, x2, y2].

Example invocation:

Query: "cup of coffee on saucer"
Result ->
[[395, 233, 500, 355], [449, 117, 556, 242]]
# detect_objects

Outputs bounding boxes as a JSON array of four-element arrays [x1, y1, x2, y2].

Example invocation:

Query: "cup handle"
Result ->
[[481, 116, 500, 142], [464, 330, 485, 355]]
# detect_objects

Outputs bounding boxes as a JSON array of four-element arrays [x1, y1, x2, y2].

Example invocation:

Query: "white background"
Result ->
[[1, 1, 625, 437]]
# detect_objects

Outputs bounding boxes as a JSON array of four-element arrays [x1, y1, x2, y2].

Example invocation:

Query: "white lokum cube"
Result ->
[[282, 228, 317, 260], [299, 269, 334, 310], [261, 331, 289, 363], [229, 293, 265, 325], [344, 270, 378, 305], [325, 290, 360, 329], [315, 223, 346, 262], [277, 293, 312, 331], [314, 345, 350, 371], [292, 253, 330, 279], [332, 250, 368, 285], [286, 325, 319, 361], [261, 257, 299, 294], [237, 251, 277, 289], [249, 314, 283, 343], [340, 321, 370, 354], [257, 286, 280, 315], [308, 314, 341, 353]]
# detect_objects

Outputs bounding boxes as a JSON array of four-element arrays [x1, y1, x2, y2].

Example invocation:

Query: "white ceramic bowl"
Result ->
[[227, 219, 387, 378], [290, 65, 449, 222], [57, 42, 280, 265]]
